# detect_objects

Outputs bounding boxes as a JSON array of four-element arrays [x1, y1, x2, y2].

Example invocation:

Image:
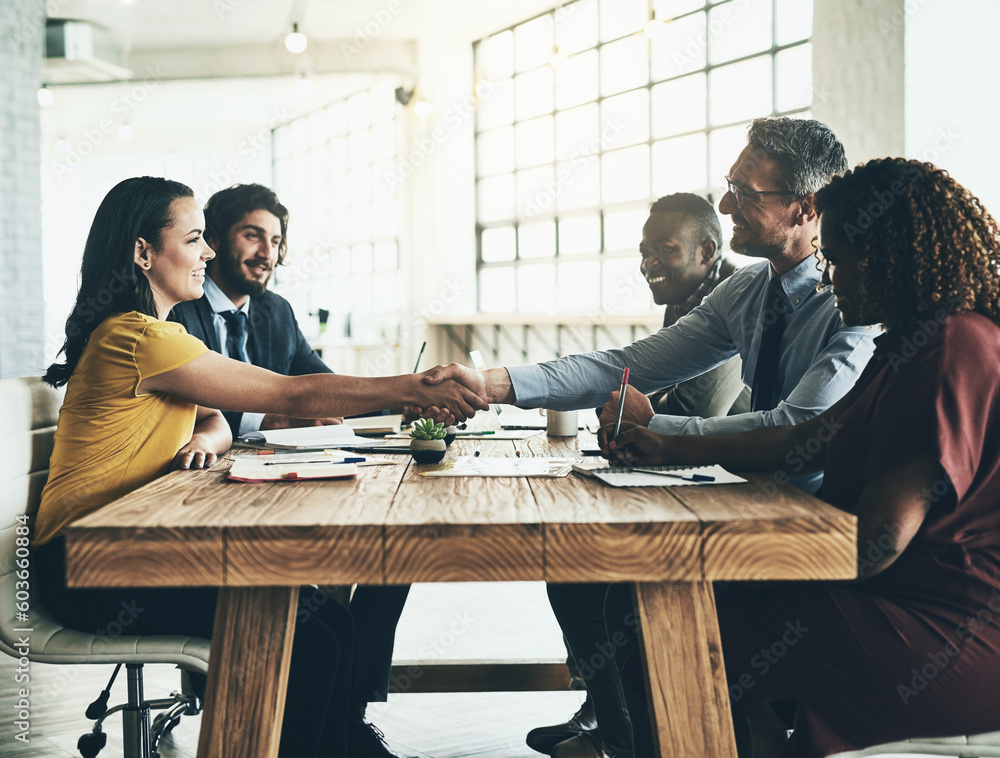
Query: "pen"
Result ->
[[632, 468, 715, 482], [515, 450, 521, 458], [613, 367, 630, 440], [456, 431, 496, 436], [264, 457, 364, 466], [412, 341, 427, 373]]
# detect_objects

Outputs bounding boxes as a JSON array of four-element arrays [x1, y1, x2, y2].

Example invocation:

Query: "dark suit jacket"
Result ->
[[171, 290, 331, 437]]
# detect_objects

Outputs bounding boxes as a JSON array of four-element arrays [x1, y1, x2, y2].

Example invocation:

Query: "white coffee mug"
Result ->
[[546, 409, 579, 437]]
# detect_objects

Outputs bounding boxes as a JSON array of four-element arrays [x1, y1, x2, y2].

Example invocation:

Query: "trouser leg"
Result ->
[[349, 584, 411, 712]]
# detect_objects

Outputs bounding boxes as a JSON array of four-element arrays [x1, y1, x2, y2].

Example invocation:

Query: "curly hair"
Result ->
[[203, 183, 289, 268], [814, 158, 1000, 331]]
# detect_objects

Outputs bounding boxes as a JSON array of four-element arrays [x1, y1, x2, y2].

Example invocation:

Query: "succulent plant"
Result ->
[[409, 418, 447, 440]]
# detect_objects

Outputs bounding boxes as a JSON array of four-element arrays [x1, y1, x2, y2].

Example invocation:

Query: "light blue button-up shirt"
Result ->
[[202, 277, 264, 436], [507, 256, 878, 492]]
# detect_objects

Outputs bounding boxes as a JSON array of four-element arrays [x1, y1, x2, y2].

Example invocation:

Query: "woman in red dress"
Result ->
[[610, 158, 1000, 757]]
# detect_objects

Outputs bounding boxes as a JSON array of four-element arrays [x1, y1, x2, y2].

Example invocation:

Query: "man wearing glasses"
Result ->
[[425, 116, 876, 758]]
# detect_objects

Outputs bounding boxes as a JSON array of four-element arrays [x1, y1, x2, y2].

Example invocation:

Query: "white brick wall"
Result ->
[[0, 0, 46, 379]]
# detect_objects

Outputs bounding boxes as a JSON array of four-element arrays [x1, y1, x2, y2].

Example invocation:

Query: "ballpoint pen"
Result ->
[[612, 367, 630, 440], [412, 341, 427, 374], [456, 431, 496, 436], [264, 457, 364, 466], [632, 468, 715, 482]]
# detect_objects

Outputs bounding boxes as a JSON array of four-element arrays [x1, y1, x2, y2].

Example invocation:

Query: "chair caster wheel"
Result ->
[[77, 730, 107, 758]]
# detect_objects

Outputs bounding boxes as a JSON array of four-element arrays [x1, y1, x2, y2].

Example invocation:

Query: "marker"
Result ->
[[456, 431, 496, 436], [413, 341, 427, 373], [632, 468, 715, 482], [612, 367, 630, 440]]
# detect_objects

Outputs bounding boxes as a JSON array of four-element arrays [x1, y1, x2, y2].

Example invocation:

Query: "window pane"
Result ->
[[480, 266, 516, 312], [600, 35, 649, 97], [330, 276, 351, 314], [372, 197, 396, 237], [479, 126, 515, 176], [650, 11, 705, 81], [604, 207, 648, 253], [349, 167, 371, 203], [599, 0, 646, 42], [350, 202, 372, 243], [709, 122, 750, 186], [558, 215, 601, 256], [373, 272, 398, 313], [478, 174, 516, 222], [775, 43, 812, 113], [327, 102, 347, 136], [371, 122, 395, 162], [480, 30, 514, 81], [653, 0, 704, 17], [556, 0, 598, 55], [516, 116, 555, 169], [776, 0, 813, 45], [519, 220, 556, 259], [373, 240, 398, 270], [556, 158, 600, 211], [371, 84, 395, 123], [652, 74, 707, 138], [708, 56, 772, 126], [555, 102, 599, 161], [518, 263, 556, 311], [602, 89, 649, 149], [308, 110, 327, 147], [371, 162, 396, 201], [602, 256, 648, 311], [478, 77, 515, 131], [514, 13, 554, 73], [351, 276, 373, 314], [517, 166, 556, 219], [329, 138, 348, 174], [515, 67, 555, 120], [349, 92, 371, 131], [601, 145, 650, 205], [274, 126, 292, 159], [708, 0, 772, 66], [482, 226, 516, 262], [556, 49, 599, 110], [349, 130, 371, 166], [558, 260, 600, 311], [652, 133, 708, 195], [351, 243, 373, 274]]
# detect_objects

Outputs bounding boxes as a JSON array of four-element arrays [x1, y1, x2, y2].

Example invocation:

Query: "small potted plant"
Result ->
[[409, 418, 448, 463]]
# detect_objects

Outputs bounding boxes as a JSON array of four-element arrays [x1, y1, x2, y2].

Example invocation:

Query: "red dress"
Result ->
[[717, 311, 1000, 757]]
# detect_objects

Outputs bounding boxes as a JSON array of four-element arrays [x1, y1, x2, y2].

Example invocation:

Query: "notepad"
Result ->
[[228, 456, 359, 482], [572, 464, 745, 487], [236, 424, 372, 450], [346, 414, 402, 436]]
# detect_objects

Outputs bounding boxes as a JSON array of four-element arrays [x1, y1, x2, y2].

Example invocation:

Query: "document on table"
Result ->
[[421, 456, 575, 478], [236, 424, 373, 450], [228, 457, 360, 482], [572, 464, 746, 487], [384, 429, 543, 441]]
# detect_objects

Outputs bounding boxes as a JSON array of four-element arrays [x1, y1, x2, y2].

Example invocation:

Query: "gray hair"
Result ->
[[746, 117, 848, 196]]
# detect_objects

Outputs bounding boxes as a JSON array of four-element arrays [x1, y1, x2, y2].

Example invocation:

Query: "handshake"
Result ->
[[405, 362, 513, 425]]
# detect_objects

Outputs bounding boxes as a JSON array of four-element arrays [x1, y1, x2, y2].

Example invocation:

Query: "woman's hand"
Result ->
[[172, 434, 219, 470], [603, 423, 677, 466]]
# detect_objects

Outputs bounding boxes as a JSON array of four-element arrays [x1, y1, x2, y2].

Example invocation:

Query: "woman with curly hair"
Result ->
[[604, 158, 1000, 757]]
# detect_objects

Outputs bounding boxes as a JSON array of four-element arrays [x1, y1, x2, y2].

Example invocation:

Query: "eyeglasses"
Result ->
[[724, 176, 799, 211]]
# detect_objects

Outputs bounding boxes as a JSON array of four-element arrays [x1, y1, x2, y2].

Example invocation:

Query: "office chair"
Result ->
[[0, 376, 210, 758]]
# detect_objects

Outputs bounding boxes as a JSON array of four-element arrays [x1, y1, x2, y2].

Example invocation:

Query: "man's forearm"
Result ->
[[486, 368, 515, 404]]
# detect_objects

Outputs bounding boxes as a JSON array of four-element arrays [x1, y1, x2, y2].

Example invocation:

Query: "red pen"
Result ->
[[613, 367, 630, 439]]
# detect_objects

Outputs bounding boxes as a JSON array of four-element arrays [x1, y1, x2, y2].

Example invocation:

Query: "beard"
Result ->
[[213, 240, 271, 297], [730, 229, 786, 260]]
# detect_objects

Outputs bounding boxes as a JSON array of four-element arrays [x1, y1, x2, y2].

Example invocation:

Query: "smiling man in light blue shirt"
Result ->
[[426, 117, 877, 758]]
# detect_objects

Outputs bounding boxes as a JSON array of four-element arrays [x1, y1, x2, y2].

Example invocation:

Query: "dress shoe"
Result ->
[[346, 717, 416, 758], [526, 695, 598, 754], [551, 732, 609, 758]]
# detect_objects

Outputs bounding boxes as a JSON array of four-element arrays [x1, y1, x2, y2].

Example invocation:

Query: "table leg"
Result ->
[[197, 586, 299, 758], [633, 581, 736, 757]]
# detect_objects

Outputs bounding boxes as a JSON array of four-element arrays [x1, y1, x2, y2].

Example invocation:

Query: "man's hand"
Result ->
[[422, 363, 515, 404], [601, 423, 675, 466], [597, 389, 655, 455], [261, 414, 344, 430], [412, 372, 489, 423], [172, 435, 220, 470]]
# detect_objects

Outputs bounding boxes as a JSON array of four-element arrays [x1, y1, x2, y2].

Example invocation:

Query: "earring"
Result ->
[[143, 263, 150, 269]]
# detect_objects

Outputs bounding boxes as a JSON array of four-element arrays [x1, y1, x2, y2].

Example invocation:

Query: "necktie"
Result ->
[[220, 310, 249, 363], [751, 276, 788, 411]]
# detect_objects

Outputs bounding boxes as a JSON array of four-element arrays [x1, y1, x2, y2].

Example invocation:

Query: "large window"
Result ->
[[474, 0, 814, 314], [272, 86, 401, 344]]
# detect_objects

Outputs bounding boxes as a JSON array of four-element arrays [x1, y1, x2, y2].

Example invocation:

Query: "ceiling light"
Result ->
[[37, 85, 54, 107], [117, 124, 134, 141], [285, 23, 308, 54], [413, 99, 433, 119]]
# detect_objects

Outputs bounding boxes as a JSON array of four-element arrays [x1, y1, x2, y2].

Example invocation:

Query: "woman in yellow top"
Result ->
[[34, 176, 486, 758]]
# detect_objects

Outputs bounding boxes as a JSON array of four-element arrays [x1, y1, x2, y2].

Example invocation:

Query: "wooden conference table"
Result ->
[[64, 432, 856, 758]]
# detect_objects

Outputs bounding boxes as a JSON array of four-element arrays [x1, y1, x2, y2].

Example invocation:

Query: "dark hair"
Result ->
[[649, 192, 722, 251], [746, 117, 848, 197], [203, 183, 289, 268], [815, 157, 1000, 331], [43, 176, 194, 388]]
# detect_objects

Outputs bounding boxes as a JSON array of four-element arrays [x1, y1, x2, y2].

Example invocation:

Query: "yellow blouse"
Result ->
[[34, 312, 208, 545]]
